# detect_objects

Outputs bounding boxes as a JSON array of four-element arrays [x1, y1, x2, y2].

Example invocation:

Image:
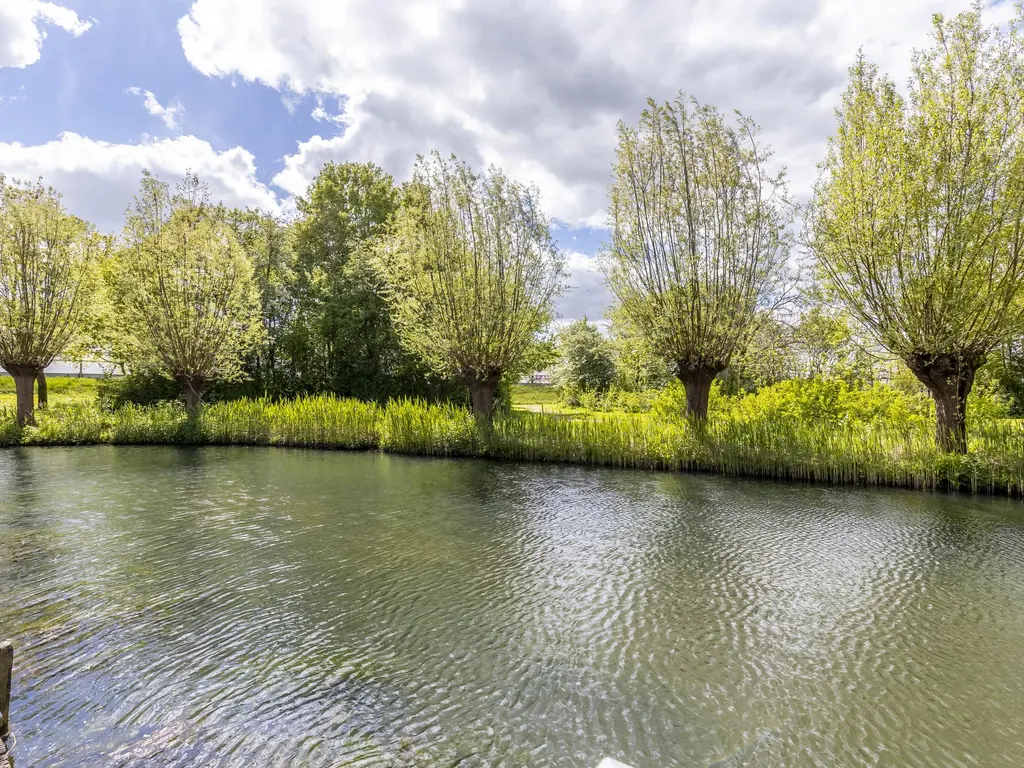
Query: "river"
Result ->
[[1, 446, 1023, 766]]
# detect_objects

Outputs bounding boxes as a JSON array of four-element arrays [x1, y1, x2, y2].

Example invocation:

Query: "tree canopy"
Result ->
[[553, 318, 616, 394], [111, 172, 263, 418], [377, 152, 565, 417], [810, 4, 1024, 451], [605, 93, 793, 420], [0, 178, 104, 424], [282, 162, 450, 401]]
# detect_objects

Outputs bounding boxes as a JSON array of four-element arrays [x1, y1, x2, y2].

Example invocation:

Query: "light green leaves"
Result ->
[[376, 152, 565, 386], [0, 179, 105, 368], [112, 173, 263, 384], [811, 5, 1024, 361], [605, 93, 794, 376]]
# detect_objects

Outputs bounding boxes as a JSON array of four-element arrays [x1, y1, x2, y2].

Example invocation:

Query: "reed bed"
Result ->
[[2, 396, 1024, 496]]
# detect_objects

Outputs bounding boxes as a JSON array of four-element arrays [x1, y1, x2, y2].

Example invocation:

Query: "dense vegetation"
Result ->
[[3, 3, 1024, 488], [1, 377, 1022, 495]]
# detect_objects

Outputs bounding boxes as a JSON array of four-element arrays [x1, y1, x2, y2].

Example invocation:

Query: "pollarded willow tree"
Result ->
[[112, 172, 263, 419], [0, 179, 103, 426], [810, 5, 1024, 453], [377, 152, 565, 417], [604, 94, 794, 420]]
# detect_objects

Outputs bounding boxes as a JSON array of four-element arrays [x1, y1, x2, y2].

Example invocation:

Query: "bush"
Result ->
[[97, 369, 180, 411], [553, 319, 616, 394]]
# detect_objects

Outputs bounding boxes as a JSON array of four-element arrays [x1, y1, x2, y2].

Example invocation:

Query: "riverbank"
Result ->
[[2, 394, 1023, 496]]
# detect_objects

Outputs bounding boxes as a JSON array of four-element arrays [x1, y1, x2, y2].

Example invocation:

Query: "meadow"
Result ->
[[3, 376, 1024, 496]]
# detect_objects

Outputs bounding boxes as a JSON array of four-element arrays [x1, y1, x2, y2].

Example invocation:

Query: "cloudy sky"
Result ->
[[0, 0, 1015, 320]]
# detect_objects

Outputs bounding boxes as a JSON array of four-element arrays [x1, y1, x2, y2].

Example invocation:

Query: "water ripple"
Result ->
[[1, 447, 1023, 766]]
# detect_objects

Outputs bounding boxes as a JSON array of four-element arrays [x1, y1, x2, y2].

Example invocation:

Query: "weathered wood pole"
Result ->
[[0, 640, 11, 766], [0, 641, 11, 737]]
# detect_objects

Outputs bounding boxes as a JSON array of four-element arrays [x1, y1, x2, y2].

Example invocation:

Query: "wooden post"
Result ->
[[0, 641, 11, 737], [0, 640, 11, 766]]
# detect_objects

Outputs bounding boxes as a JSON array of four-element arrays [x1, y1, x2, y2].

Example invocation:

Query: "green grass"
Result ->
[[510, 383, 560, 406], [0, 375, 102, 410], [2, 393, 1024, 496]]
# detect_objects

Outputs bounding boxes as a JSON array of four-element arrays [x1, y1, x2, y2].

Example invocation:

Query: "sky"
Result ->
[[0, 0, 1017, 321]]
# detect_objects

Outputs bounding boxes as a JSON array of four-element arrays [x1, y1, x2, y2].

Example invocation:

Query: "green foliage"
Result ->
[[0, 179, 105, 370], [810, 6, 1024, 449], [293, 161, 398, 279], [111, 172, 263, 398], [986, 337, 1024, 417], [0, 178, 106, 424], [377, 152, 565, 412], [605, 92, 793, 410], [518, 336, 558, 378], [226, 208, 296, 394], [607, 312, 671, 392], [719, 315, 796, 395], [2, 390, 1023, 494], [553, 318, 616, 393], [283, 161, 448, 401], [96, 368, 180, 411], [812, 11, 1024, 362]]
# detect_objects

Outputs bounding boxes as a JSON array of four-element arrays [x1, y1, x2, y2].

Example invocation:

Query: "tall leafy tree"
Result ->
[[605, 93, 793, 420], [553, 318, 616, 393], [377, 152, 565, 417], [112, 172, 262, 419], [0, 179, 104, 425], [289, 162, 441, 400], [809, 5, 1024, 452], [227, 209, 296, 393]]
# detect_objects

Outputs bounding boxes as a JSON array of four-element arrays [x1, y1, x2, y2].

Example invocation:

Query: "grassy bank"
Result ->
[[2, 390, 1024, 496]]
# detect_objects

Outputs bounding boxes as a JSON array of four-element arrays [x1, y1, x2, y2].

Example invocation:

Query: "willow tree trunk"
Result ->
[[178, 374, 206, 421], [907, 353, 980, 454], [676, 363, 725, 421], [3, 363, 40, 426], [467, 372, 502, 422], [36, 369, 48, 409]]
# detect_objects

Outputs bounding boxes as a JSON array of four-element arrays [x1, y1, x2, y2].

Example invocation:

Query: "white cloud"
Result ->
[[0, 0, 92, 69], [0, 132, 279, 233], [178, 0, 1015, 227], [0, 86, 27, 107], [558, 251, 613, 322], [125, 87, 185, 131], [310, 96, 346, 126]]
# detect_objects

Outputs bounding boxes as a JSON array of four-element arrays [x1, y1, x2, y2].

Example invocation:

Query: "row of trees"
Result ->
[[603, 4, 1024, 452], [2, 3, 1023, 454], [0, 155, 564, 426]]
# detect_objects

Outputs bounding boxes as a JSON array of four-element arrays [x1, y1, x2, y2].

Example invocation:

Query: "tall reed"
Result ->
[[3, 396, 1023, 496]]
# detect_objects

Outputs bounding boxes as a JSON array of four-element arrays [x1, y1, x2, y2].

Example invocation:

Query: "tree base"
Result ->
[[2, 363, 42, 426], [177, 373, 206, 421], [467, 372, 502, 422], [906, 352, 981, 454], [676, 362, 726, 421]]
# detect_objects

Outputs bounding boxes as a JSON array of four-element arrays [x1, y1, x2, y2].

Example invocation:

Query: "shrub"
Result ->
[[553, 319, 616, 394], [97, 369, 180, 411]]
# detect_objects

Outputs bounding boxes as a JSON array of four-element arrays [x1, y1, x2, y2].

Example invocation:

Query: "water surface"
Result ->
[[1, 447, 1023, 766]]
